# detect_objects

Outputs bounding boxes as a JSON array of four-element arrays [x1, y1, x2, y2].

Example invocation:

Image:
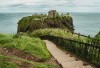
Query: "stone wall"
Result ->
[[48, 10, 57, 18]]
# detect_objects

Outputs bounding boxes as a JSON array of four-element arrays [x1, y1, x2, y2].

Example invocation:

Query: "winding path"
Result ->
[[44, 40, 93, 68]]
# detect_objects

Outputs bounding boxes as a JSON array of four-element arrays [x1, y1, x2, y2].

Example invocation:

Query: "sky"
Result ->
[[0, 0, 100, 12]]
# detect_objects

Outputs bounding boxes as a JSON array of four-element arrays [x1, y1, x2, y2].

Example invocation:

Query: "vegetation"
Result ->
[[17, 13, 74, 33], [0, 33, 56, 68], [0, 33, 51, 60], [0, 54, 55, 68], [94, 31, 100, 45], [95, 31, 100, 39], [31, 28, 90, 43]]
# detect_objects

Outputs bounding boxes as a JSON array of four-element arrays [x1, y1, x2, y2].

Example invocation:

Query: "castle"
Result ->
[[17, 10, 74, 33], [48, 10, 57, 18]]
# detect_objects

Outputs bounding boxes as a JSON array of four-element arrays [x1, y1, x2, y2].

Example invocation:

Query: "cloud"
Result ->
[[0, 0, 100, 12]]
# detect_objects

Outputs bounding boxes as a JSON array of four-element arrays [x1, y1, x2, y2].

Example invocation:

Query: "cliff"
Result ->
[[17, 10, 74, 33]]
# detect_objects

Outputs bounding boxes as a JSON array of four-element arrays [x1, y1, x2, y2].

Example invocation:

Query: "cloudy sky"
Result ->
[[0, 0, 100, 12]]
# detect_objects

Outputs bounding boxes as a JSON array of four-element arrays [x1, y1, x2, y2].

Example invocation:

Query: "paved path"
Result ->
[[44, 40, 93, 68]]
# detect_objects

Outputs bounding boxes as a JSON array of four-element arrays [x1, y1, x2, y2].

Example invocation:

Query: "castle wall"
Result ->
[[48, 10, 57, 18]]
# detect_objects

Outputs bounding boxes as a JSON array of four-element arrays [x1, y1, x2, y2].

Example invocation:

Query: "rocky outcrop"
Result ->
[[17, 10, 74, 33]]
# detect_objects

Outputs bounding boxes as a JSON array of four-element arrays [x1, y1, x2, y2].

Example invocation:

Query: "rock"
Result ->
[[17, 10, 74, 33]]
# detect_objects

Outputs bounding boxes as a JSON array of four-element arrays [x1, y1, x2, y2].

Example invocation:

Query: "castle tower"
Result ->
[[48, 10, 57, 18]]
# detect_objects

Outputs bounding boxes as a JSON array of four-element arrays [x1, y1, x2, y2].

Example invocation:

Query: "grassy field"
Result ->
[[0, 33, 56, 68]]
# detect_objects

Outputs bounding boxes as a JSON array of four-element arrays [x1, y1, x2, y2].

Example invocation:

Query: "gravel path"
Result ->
[[44, 40, 93, 68]]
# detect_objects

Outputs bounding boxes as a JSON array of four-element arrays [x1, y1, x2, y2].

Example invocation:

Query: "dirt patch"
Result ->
[[0, 55, 32, 68], [0, 47, 62, 68], [11, 60, 32, 68], [0, 47, 42, 62]]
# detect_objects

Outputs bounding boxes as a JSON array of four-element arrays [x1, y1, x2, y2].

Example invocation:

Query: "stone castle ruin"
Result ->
[[17, 10, 74, 33], [48, 10, 57, 18]]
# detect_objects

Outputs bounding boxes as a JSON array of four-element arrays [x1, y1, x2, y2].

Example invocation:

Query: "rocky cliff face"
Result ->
[[17, 12, 74, 33]]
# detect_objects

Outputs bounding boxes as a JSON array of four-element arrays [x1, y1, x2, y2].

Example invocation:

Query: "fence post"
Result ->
[[84, 44, 88, 60], [88, 35, 90, 39], [72, 31, 73, 35], [78, 33, 80, 39]]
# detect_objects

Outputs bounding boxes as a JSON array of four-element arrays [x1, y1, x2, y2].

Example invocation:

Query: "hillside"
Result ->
[[17, 10, 74, 33], [0, 33, 60, 68], [0, 10, 78, 68], [31, 28, 90, 43]]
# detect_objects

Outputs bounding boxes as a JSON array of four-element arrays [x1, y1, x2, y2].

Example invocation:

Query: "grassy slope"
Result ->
[[31, 28, 90, 43], [0, 33, 55, 68], [0, 54, 55, 68]]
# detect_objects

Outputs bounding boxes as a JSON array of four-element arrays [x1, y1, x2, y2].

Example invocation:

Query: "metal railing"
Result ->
[[40, 35, 100, 67]]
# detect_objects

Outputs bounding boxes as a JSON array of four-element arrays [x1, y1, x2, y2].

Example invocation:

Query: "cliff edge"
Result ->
[[17, 10, 74, 33]]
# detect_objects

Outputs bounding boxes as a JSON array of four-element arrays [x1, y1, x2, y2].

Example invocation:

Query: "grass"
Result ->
[[0, 54, 55, 68], [0, 55, 18, 68], [95, 31, 100, 40], [0, 33, 56, 68], [31, 28, 90, 43], [0, 33, 51, 60], [17, 14, 74, 32], [94, 32, 100, 45]]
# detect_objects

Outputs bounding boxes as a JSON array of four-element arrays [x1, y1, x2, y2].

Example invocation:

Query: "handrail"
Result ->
[[40, 35, 100, 67]]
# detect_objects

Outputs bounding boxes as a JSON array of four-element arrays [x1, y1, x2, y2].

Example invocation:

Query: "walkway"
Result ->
[[44, 40, 93, 68]]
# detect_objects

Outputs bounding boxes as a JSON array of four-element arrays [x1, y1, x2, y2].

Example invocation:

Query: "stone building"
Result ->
[[48, 10, 57, 18]]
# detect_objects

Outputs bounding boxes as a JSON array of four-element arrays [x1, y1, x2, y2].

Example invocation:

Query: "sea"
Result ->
[[0, 12, 100, 37]]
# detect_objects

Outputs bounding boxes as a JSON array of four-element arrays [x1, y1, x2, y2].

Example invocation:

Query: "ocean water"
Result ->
[[71, 12, 100, 36], [0, 13, 33, 34], [0, 12, 100, 36]]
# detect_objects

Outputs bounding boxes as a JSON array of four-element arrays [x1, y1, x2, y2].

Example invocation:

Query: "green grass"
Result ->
[[0, 54, 55, 68], [17, 14, 74, 32], [0, 55, 18, 68], [31, 28, 90, 43], [0, 33, 56, 68], [95, 31, 100, 39], [94, 32, 100, 45], [0, 33, 51, 60]]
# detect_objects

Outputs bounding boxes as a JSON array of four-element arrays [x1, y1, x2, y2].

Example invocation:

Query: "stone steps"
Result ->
[[62, 61, 83, 68], [44, 40, 93, 68]]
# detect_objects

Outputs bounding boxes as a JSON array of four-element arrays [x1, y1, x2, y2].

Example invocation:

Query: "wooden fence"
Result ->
[[40, 35, 100, 67]]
